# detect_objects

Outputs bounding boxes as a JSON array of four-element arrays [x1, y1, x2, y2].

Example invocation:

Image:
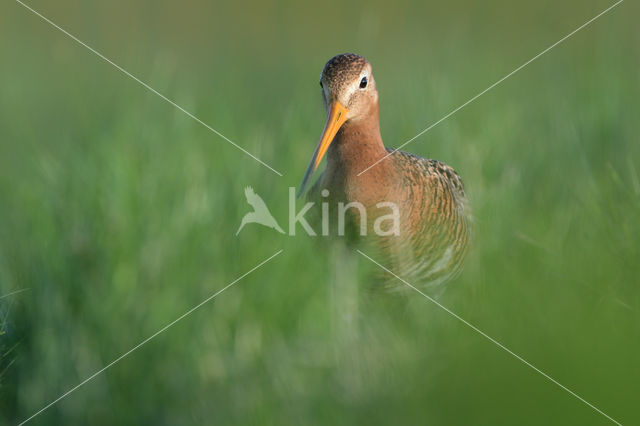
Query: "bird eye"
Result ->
[[359, 76, 368, 89]]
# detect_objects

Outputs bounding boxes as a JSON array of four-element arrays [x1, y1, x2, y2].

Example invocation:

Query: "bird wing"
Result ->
[[245, 186, 270, 211]]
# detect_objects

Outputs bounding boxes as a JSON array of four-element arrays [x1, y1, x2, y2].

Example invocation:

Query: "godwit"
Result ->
[[297, 53, 471, 288]]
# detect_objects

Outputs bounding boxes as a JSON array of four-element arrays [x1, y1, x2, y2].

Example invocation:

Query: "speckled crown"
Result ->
[[321, 53, 368, 90]]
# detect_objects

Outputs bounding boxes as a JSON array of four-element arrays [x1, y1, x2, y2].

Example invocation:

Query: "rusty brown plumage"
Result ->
[[299, 53, 471, 289]]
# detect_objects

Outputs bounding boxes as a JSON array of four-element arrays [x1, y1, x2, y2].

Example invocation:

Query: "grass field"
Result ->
[[1, 0, 639, 424]]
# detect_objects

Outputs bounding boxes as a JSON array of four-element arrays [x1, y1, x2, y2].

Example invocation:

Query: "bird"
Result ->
[[236, 186, 285, 235], [297, 53, 471, 290]]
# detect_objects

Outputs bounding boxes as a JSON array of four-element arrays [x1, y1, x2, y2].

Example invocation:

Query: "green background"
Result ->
[[1, 0, 638, 424]]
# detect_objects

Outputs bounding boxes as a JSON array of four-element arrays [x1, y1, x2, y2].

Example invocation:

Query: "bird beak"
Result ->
[[297, 101, 349, 198]]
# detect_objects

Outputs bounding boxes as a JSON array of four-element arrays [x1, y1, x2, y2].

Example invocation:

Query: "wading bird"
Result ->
[[297, 53, 471, 288]]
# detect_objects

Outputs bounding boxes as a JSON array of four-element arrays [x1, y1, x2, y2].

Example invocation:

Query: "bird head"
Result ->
[[297, 53, 379, 198], [319, 53, 378, 122]]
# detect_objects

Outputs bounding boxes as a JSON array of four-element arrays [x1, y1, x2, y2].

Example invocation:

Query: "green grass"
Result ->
[[1, 0, 639, 424]]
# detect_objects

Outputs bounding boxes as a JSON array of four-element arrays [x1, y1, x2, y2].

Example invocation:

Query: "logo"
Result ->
[[236, 187, 285, 235], [236, 187, 400, 237]]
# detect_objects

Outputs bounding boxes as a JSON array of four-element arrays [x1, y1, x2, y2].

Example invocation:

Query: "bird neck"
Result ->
[[326, 103, 386, 176]]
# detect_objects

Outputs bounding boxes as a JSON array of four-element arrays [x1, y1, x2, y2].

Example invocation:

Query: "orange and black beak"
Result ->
[[297, 101, 349, 198]]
